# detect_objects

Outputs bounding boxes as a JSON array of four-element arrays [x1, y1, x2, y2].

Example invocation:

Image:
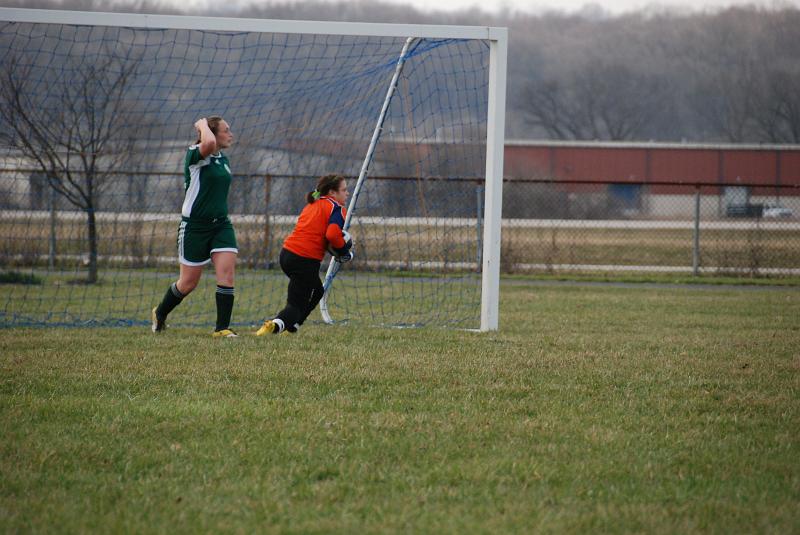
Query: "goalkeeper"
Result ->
[[257, 174, 353, 336], [151, 117, 239, 338]]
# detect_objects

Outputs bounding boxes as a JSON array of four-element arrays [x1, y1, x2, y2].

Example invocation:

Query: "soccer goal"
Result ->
[[0, 8, 506, 331]]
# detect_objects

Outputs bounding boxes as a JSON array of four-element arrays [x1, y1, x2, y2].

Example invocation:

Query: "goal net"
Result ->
[[0, 9, 506, 330]]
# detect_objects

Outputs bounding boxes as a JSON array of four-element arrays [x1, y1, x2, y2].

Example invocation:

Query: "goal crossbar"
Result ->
[[0, 7, 507, 331], [0, 7, 505, 40]]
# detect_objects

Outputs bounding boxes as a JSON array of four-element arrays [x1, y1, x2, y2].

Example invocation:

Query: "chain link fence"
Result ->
[[1, 169, 799, 277], [500, 179, 800, 276]]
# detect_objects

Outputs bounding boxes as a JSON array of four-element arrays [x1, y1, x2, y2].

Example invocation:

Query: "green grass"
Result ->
[[501, 226, 800, 269], [2, 269, 482, 329], [2, 283, 799, 533], [0, 270, 42, 285], [504, 271, 800, 286]]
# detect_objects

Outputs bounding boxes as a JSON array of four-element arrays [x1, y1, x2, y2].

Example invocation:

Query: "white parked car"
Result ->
[[762, 204, 793, 218]]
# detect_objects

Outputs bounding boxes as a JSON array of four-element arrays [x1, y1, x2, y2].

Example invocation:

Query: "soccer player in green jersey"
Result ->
[[152, 116, 239, 337]]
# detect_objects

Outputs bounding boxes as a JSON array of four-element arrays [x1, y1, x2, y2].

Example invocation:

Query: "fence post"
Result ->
[[48, 184, 56, 270], [476, 184, 484, 270], [692, 185, 701, 276], [264, 174, 272, 269]]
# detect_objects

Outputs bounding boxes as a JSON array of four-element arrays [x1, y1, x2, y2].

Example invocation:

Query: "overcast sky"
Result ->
[[177, 0, 800, 16], [370, 0, 799, 15]]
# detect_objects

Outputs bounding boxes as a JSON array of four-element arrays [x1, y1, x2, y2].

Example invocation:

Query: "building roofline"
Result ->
[[504, 139, 800, 151]]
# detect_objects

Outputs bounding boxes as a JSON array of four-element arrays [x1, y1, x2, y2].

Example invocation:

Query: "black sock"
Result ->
[[215, 285, 234, 331], [156, 282, 185, 319]]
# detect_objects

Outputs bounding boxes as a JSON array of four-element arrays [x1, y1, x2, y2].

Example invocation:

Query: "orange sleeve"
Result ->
[[325, 224, 344, 248]]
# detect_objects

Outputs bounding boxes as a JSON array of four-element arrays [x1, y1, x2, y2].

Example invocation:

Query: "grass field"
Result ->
[[2, 269, 482, 329], [2, 282, 799, 533]]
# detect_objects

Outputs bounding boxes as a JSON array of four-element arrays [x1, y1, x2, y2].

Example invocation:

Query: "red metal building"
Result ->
[[504, 141, 800, 196]]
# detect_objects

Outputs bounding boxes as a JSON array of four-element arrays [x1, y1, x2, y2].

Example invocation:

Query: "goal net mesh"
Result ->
[[0, 19, 490, 329]]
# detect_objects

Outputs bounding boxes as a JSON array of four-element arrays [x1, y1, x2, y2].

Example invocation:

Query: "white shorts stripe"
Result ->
[[179, 257, 211, 266], [177, 220, 212, 266], [178, 221, 186, 260], [210, 247, 239, 255]]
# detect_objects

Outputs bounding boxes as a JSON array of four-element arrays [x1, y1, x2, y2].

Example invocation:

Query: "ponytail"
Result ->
[[306, 174, 345, 204]]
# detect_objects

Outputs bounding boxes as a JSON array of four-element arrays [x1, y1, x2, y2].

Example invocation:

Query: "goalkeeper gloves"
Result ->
[[331, 230, 353, 257], [335, 250, 354, 263]]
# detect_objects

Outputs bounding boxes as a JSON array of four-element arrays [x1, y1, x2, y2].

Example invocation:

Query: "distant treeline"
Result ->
[[5, 0, 800, 142]]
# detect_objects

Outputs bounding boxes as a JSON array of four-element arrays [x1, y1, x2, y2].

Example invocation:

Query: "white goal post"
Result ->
[[0, 7, 506, 331]]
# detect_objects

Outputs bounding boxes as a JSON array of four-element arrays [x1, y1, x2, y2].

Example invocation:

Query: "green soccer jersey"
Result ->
[[182, 145, 232, 220]]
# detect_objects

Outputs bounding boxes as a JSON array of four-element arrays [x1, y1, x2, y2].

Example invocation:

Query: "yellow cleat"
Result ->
[[212, 329, 238, 338], [151, 306, 166, 333], [255, 320, 278, 336]]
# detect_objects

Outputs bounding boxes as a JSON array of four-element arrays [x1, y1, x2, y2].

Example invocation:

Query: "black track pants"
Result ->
[[276, 248, 324, 330]]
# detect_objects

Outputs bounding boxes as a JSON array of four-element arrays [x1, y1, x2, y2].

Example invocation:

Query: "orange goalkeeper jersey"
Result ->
[[283, 196, 347, 261]]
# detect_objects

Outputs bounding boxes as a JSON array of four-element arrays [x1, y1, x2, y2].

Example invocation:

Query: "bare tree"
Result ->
[[679, 8, 775, 143], [750, 9, 800, 143], [0, 53, 140, 283], [520, 58, 671, 141], [684, 45, 764, 144], [767, 69, 800, 143], [749, 68, 800, 143]]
